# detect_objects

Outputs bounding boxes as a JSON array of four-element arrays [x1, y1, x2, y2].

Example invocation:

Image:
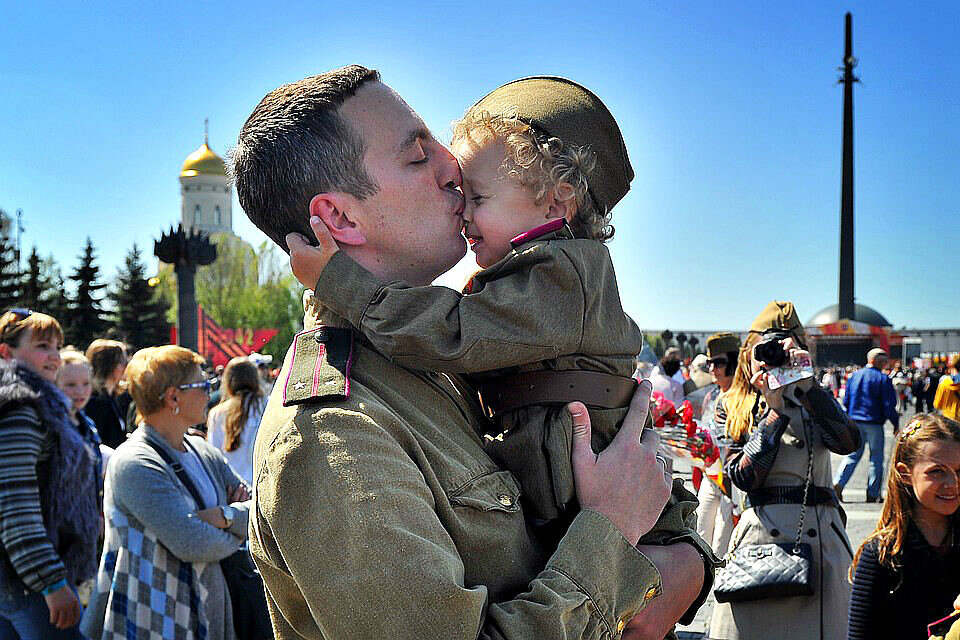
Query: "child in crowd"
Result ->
[[287, 77, 698, 544], [848, 413, 960, 640], [57, 349, 109, 482]]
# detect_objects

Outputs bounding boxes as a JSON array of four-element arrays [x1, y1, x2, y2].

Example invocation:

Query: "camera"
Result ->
[[752, 331, 792, 367]]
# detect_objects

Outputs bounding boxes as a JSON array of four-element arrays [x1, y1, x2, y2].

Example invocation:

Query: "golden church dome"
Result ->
[[180, 143, 227, 178]]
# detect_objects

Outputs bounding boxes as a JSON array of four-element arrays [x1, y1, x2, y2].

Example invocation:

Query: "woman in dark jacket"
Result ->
[[83, 339, 128, 449], [0, 310, 99, 639]]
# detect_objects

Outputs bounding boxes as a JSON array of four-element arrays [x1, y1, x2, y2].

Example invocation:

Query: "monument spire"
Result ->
[[204, 117, 209, 146], [838, 12, 859, 321]]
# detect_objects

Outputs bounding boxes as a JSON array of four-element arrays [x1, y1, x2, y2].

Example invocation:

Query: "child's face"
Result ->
[[455, 140, 556, 268], [58, 363, 92, 412], [901, 439, 960, 520]]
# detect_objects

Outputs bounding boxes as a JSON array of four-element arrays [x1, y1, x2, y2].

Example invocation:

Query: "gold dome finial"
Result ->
[[180, 120, 226, 178]]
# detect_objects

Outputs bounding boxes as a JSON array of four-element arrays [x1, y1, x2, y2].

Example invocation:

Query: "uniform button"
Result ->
[[794, 439, 805, 449], [616, 617, 626, 633], [644, 586, 658, 601], [497, 494, 513, 507]]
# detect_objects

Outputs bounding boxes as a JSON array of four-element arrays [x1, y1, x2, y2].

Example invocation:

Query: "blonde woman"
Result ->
[[709, 301, 861, 640], [207, 357, 266, 485], [81, 346, 251, 640]]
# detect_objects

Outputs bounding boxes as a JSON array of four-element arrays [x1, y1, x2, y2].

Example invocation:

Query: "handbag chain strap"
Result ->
[[792, 408, 814, 554]]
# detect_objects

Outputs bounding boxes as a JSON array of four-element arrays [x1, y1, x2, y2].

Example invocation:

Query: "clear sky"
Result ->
[[3, 1, 958, 331]]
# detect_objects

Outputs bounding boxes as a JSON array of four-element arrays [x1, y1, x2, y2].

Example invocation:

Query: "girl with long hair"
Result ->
[[847, 414, 960, 639], [83, 339, 128, 449], [206, 357, 266, 485], [709, 301, 861, 640]]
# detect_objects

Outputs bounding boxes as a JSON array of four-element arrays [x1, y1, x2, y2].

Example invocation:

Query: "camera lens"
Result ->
[[755, 338, 787, 367]]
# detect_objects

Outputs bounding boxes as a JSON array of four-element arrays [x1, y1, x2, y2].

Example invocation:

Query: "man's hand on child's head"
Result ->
[[286, 216, 339, 290]]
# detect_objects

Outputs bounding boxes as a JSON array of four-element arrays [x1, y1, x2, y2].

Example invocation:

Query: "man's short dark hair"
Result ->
[[230, 65, 381, 251]]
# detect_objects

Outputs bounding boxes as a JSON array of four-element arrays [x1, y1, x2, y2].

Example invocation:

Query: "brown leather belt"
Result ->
[[476, 370, 638, 419]]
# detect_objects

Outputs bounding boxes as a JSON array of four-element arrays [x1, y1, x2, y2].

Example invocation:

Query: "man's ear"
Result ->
[[309, 193, 366, 246], [545, 183, 578, 223], [0, 343, 11, 360]]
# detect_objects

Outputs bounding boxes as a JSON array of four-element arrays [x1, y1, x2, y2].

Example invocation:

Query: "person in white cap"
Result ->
[[833, 347, 900, 502]]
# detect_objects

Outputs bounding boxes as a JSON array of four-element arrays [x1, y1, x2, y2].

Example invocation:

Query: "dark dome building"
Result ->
[[807, 303, 892, 328]]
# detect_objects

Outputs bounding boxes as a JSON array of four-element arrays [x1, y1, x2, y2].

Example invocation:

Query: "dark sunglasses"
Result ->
[[707, 357, 729, 369]]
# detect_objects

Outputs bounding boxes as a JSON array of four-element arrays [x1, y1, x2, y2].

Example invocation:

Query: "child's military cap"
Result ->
[[470, 76, 633, 214]]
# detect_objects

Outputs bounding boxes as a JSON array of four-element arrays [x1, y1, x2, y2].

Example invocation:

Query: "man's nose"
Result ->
[[436, 145, 462, 190]]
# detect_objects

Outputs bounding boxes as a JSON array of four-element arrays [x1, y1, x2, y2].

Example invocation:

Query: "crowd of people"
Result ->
[[652, 321, 960, 639], [0, 308, 272, 639]]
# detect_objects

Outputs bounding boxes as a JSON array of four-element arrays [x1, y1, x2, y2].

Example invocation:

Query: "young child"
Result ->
[[289, 77, 697, 541], [848, 414, 960, 640], [57, 349, 107, 486]]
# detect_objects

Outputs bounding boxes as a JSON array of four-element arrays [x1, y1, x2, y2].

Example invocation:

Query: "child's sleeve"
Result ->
[[313, 247, 586, 373]]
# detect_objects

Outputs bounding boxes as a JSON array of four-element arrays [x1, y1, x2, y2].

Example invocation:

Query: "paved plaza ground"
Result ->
[[674, 411, 907, 639]]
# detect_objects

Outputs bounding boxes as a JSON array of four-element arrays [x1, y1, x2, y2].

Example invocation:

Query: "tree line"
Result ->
[[0, 209, 301, 361]]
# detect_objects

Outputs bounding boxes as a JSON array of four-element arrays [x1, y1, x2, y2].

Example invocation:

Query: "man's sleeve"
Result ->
[[311, 248, 584, 372], [251, 408, 662, 640]]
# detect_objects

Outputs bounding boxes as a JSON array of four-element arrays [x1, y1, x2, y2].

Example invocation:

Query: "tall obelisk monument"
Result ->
[[838, 12, 859, 320]]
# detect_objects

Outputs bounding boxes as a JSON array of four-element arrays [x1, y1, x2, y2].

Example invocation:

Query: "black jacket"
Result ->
[[849, 521, 960, 639]]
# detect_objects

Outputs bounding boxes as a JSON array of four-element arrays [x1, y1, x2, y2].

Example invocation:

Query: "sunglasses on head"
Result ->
[[1, 308, 34, 344]]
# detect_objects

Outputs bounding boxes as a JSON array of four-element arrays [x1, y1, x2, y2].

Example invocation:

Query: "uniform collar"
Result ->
[[509, 218, 573, 249]]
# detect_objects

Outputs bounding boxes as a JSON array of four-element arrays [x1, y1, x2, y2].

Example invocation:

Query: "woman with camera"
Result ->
[[81, 345, 252, 640], [708, 301, 861, 640]]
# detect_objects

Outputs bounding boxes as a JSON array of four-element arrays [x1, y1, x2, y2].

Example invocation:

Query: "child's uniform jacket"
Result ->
[[313, 220, 697, 536]]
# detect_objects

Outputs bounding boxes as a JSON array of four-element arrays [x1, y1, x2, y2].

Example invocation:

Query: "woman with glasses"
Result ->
[[81, 345, 251, 640], [694, 332, 740, 557], [0, 310, 99, 639]]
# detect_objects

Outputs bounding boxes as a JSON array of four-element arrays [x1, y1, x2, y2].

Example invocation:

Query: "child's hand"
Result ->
[[286, 216, 339, 290], [954, 592, 960, 610]]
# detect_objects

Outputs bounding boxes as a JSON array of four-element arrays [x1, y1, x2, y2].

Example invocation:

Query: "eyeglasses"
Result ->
[[176, 377, 219, 395], [707, 358, 729, 370]]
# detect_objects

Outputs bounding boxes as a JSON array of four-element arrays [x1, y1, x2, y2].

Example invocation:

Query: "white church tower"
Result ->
[[179, 120, 232, 235]]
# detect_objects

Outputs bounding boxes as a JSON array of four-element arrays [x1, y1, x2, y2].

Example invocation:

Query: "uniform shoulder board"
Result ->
[[282, 325, 354, 407]]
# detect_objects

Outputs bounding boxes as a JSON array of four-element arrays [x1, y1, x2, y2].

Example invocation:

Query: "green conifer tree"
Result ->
[[0, 211, 21, 310], [19, 247, 46, 311], [67, 238, 108, 347], [110, 244, 171, 350]]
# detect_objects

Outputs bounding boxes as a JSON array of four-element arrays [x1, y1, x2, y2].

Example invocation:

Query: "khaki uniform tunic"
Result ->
[[250, 295, 706, 639], [312, 225, 655, 523], [709, 397, 855, 640]]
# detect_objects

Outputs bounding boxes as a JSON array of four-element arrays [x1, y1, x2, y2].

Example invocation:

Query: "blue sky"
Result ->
[[2, 1, 957, 330]]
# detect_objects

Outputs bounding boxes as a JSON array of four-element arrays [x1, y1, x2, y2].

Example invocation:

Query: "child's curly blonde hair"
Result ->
[[451, 108, 614, 242]]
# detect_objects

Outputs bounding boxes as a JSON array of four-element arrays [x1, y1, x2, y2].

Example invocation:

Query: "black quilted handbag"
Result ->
[[714, 411, 816, 603], [713, 541, 814, 602]]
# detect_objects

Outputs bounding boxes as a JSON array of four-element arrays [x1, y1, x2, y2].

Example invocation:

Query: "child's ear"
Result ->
[[309, 193, 366, 246], [545, 183, 578, 223], [895, 461, 913, 487]]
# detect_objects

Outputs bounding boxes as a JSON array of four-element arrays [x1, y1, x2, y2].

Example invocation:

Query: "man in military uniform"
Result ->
[[231, 65, 716, 639]]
